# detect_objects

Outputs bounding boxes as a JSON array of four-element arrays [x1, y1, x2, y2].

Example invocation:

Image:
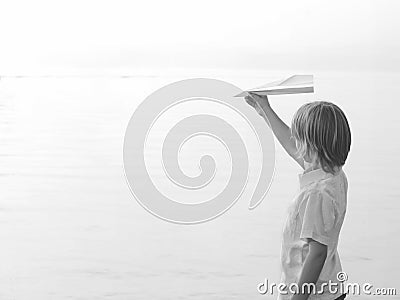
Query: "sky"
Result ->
[[0, 0, 399, 75]]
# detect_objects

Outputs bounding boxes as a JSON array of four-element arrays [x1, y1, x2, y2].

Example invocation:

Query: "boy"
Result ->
[[246, 93, 351, 300]]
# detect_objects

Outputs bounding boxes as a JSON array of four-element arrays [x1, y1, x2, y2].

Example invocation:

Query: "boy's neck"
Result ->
[[304, 160, 342, 175], [304, 160, 321, 173]]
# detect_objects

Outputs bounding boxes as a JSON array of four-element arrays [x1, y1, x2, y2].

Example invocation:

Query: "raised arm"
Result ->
[[245, 92, 305, 169]]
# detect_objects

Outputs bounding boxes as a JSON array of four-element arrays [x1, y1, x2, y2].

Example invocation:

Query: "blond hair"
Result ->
[[291, 101, 351, 174]]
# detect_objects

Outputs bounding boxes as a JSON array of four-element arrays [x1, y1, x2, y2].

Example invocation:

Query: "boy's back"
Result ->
[[279, 167, 348, 299]]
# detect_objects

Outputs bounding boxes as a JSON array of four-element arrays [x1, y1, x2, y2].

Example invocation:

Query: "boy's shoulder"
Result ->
[[305, 169, 348, 212], [313, 170, 347, 193], [299, 167, 348, 199]]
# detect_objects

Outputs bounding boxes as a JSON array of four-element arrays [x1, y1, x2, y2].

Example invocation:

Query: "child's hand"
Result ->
[[248, 92, 270, 109], [245, 93, 270, 117]]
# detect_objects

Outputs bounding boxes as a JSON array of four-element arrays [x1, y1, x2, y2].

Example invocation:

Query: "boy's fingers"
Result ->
[[247, 93, 259, 103], [245, 98, 255, 107], [245, 95, 255, 104], [244, 96, 251, 102], [250, 92, 269, 103], [248, 91, 257, 97], [249, 93, 270, 110], [248, 92, 262, 101]]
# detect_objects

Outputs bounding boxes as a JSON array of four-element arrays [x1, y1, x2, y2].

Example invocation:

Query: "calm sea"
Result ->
[[0, 71, 399, 299]]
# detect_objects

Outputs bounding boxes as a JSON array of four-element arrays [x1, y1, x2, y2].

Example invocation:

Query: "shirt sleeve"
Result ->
[[299, 190, 336, 245]]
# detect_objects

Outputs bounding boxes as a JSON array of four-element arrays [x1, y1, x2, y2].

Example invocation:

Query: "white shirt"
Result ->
[[278, 166, 348, 300]]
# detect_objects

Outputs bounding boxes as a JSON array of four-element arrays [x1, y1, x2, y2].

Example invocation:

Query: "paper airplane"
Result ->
[[234, 75, 314, 97]]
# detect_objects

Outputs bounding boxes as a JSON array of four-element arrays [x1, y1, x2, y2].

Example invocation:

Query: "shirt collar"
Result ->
[[299, 167, 332, 189]]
